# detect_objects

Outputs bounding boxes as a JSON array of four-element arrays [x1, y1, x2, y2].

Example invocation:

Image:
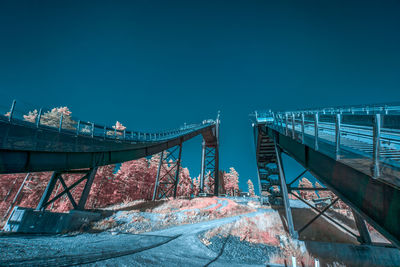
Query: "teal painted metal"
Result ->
[[253, 103, 400, 248], [0, 120, 216, 174]]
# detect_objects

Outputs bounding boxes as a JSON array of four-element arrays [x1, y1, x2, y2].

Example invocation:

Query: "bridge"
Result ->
[[0, 100, 220, 232], [1, 98, 400, 252], [253, 103, 400, 248]]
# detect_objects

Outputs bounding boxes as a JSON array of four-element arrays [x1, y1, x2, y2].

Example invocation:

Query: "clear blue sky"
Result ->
[[1, 1, 400, 194]]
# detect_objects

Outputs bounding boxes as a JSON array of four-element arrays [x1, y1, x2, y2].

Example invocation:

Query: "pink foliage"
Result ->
[[177, 167, 192, 197], [192, 175, 200, 196], [247, 179, 255, 196], [112, 121, 126, 131], [223, 167, 239, 196], [53, 107, 72, 116], [23, 109, 38, 123]]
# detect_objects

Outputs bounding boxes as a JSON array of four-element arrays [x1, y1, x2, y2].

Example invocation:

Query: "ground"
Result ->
[[1, 197, 399, 266]]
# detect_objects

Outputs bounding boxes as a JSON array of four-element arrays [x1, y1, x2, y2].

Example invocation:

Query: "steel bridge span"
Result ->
[[0, 100, 220, 232], [253, 103, 400, 248]]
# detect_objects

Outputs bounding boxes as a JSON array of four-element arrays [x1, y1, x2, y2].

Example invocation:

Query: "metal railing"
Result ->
[[255, 103, 400, 182], [0, 99, 215, 143]]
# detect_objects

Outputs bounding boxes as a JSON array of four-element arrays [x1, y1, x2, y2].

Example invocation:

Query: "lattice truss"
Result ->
[[202, 146, 217, 194], [275, 145, 372, 244], [152, 144, 182, 200], [37, 168, 97, 211]]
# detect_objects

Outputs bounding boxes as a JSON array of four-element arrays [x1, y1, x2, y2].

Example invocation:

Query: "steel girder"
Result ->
[[152, 142, 183, 200], [274, 138, 297, 238], [262, 125, 400, 248]]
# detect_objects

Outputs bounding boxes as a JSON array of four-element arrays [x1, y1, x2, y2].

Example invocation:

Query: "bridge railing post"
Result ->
[[91, 123, 95, 138], [314, 112, 319, 150], [8, 100, 16, 122], [76, 120, 81, 135], [301, 113, 305, 144], [335, 114, 341, 160], [285, 113, 289, 136], [314, 112, 319, 151], [291, 113, 296, 139], [36, 108, 42, 128], [373, 114, 381, 178], [58, 113, 63, 132]]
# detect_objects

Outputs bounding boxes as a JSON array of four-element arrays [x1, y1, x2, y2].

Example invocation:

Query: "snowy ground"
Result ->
[[0, 198, 284, 266], [1, 197, 398, 266], [89, 197, 255, 234]]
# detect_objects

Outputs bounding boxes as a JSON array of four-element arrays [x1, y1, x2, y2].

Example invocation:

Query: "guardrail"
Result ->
[[0, 99, 215, 143], [255, 104, 400, 181]]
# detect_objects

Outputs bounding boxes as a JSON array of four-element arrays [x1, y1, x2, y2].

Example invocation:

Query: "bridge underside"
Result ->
[[0, 121, 216, 174], [256, 124, 400, 248]]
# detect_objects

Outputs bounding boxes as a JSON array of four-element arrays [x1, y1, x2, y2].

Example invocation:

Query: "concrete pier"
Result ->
[[3, 206, 101, 234]]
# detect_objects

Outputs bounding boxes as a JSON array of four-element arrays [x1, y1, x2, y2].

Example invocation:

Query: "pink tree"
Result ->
[[116, 158, 146, 200], [192, 175, 200, 196], [177, 167, 192, 197], [0, 173, 26, 217], [87, 164, 116, 208], [205, 172, 214, 194], [224, 167, 239, 196], [40, 107, 76, 130], [247, 179, 255, 197]]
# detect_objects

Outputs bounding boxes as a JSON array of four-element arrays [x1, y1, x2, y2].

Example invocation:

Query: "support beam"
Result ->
[[77, 167, 98, 210], [274, 137, 297, 238], [173, 143, 183, 198], [214, 115, 220, 196], [36, 171, 59, 211], [200, 140, 206, 193], [353, 209, 372, 244], [152, 151, 164, 201]]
